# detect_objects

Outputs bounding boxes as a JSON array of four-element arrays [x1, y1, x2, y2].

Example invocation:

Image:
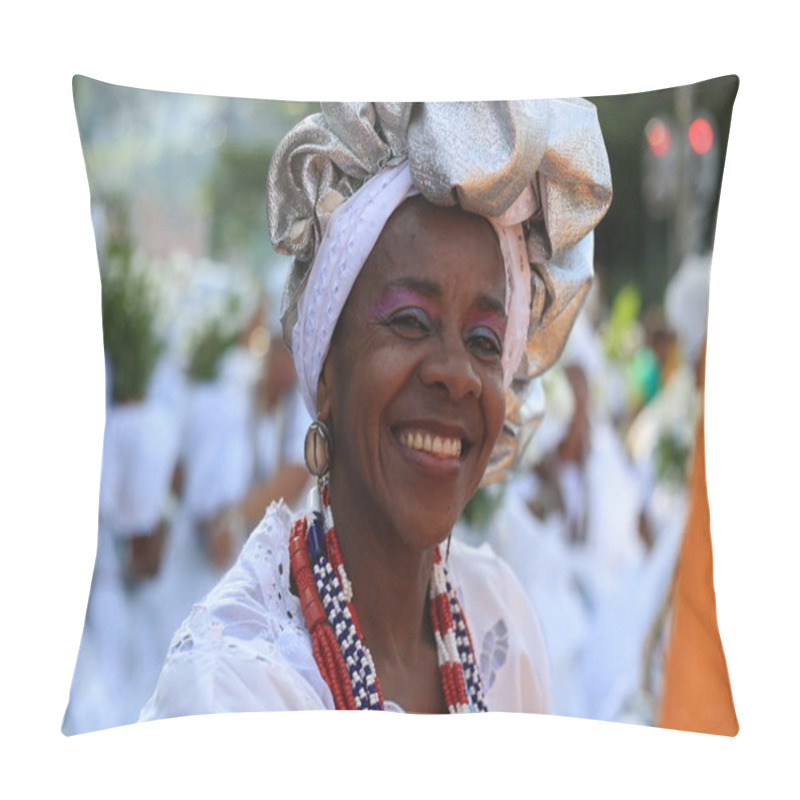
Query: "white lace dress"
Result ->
[[140, 501, 552, 718]]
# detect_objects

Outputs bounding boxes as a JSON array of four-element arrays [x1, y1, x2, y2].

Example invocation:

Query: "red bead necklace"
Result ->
[[289, 480, 487, 712]]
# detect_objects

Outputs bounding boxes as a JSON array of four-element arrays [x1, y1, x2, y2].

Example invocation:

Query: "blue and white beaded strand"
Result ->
[[301, 478, 487, 713], [307, 483, 382, 710]]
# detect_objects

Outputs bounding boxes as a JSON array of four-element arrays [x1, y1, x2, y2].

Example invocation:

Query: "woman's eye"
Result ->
[[467, 327, 503, 360], [384, 308, 432, 338]]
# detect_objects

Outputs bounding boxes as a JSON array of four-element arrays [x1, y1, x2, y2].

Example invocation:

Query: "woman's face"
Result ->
[[319, 196, 507, 549]]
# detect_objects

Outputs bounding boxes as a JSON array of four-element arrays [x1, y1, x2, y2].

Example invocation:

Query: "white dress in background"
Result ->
[[486, 473, 590, 719], [65, 399, 180, 733], [253, 384, 311, 512], [140, 500, 552, 718], [149, 346, 263, 673]]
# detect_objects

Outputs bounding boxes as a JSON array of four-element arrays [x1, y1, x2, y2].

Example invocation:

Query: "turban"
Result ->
[[267, 101, 612, 482]]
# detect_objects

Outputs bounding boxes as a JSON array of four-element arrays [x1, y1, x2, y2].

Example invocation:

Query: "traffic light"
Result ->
[[642, 111, 719, 221], [687, 112, 719, 208], [642, 116, 679, 219]]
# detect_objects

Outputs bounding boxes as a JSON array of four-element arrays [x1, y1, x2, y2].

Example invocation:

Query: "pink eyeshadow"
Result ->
[[466, 309, 507, 340], [371, 288, 435, 319]]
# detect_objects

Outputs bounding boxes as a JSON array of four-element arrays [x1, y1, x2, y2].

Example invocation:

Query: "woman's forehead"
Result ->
[[382, 195, 497, 248], [359, 197, 505, 305]]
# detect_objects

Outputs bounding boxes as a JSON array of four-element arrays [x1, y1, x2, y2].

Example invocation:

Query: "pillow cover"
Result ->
[[63, 75, 738, 735]]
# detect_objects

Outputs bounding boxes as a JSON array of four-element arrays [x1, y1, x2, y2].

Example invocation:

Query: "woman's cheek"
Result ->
[[485, 371, 507, 442]]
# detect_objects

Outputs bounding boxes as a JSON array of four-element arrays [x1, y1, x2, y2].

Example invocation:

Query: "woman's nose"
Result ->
[[418, 332, 482, 400]]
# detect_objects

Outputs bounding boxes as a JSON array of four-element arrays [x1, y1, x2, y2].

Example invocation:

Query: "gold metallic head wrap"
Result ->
[[267, 101, 612, 482]]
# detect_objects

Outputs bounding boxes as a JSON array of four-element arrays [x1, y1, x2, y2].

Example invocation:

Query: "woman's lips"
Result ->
[[398, 428, 463, 459]]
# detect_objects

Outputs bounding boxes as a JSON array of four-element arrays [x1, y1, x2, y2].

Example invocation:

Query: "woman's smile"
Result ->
[[397, 427, 463, 460], [390, 419, 471, 479]]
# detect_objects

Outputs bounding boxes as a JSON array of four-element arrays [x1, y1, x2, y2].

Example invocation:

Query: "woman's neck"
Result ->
[[332, 515, 446, 713], [326, 476, 440, 668]]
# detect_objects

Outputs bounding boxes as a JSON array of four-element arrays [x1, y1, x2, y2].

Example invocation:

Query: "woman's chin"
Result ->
[[381, 480, 471, 552], [388, 510, 459, 554]]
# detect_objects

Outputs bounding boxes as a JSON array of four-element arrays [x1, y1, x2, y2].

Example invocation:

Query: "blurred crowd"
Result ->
[[64, 206, 313, 734], [64, 200, 711, 733], [457, 254, 711, 724]]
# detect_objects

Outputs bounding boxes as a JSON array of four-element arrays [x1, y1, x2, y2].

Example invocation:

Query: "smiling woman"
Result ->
[[322, 200, 507, 550], [140, 101, 612, 717]]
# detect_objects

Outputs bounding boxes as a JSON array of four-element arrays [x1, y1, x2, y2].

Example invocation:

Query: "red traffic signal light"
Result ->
[[688, 116, 714, 155], [645, 118, 672, 157]]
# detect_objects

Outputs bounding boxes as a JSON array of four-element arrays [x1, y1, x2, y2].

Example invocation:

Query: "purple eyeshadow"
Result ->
[[371, 288, 433, 320], [466, 310, 506, 340]]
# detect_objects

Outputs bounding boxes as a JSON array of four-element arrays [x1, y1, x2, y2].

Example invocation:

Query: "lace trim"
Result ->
[[159, 502, 516, 712], [167, 501, 306, 655], [237, 500, 305, 641], [479, 619, 509, 693]]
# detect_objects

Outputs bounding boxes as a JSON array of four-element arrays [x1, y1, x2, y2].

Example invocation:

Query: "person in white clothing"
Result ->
[[141, 100, 612, 717]]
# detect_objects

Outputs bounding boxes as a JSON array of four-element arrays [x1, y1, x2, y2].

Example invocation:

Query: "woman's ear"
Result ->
[[315, 357, 334, 422]]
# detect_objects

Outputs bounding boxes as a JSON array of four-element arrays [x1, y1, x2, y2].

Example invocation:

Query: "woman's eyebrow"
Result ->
[[473, 293, 506, 319], [384, 277, 441, 298]]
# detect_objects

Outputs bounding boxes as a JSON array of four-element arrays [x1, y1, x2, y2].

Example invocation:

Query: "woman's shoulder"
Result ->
[[139, 602, 329, 720], [201, 500, 299, 638], [140, 501, 334, 721], [447, 536, 526, 602], [447, 537, 552, 714]]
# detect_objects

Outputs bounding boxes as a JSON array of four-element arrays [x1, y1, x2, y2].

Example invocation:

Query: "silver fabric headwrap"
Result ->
[[289, 160, 531, 416], [267, 101, 612, 481]]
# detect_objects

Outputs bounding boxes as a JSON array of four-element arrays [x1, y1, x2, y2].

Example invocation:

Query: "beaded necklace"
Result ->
[[289, 479, 487, 712]]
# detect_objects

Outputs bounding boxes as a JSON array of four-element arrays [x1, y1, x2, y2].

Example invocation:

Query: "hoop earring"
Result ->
[[304, 418, 332, 478]]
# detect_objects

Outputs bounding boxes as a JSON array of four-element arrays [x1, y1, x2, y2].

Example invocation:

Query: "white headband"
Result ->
[[292, 161, 532, 417]]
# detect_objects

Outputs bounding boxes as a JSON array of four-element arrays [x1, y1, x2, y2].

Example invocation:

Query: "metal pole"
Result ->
[[672, 84, 696, 281]]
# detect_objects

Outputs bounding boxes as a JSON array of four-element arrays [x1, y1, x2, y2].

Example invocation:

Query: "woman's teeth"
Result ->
[[399, 430, 462, 458]]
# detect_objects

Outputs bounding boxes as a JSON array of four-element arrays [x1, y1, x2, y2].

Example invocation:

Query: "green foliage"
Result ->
[[628, 346, 662, 406], [654, 429, 691, 486], [461, 485, 506, 532], [100, 209, 163, 402], [602, 284, 641, 360], [187, 309, 242, 382], [206, 143, 275, 264]]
